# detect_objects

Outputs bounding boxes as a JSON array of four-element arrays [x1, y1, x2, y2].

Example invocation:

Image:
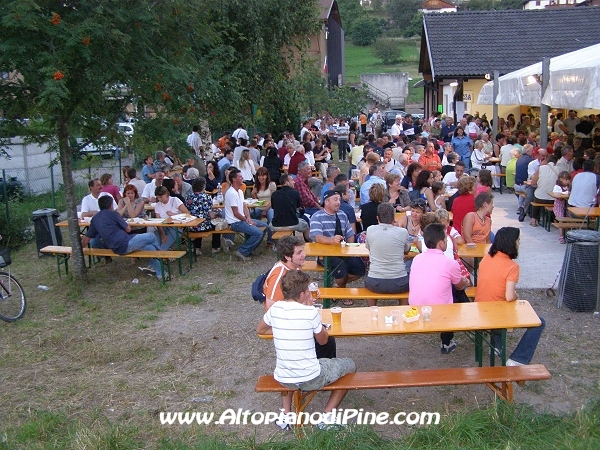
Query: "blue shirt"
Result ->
[[339, 200, 357, 226], [451, 136, 472, 158], [142, 164, 156, 183], [218, 158, 232, 182], [359, 176, 386, 205], [86, 210, 132, 254], [515, 154, 533, 184]]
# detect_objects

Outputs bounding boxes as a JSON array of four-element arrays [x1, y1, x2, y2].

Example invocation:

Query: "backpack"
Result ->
[[251, 272, 268, 303]]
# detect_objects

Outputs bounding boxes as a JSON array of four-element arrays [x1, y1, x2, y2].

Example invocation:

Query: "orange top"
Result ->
[[360, 113, 367, 125], [475, 252, 519, 302], [464, 212, 491, 243], [418, 153, 442, 171]]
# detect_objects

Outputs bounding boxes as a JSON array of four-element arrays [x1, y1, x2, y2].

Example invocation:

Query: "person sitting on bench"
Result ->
[[409, 223, 470, 354], [81, 195, 164, 280], [475, 227, 546, 366], [257, 270, 356, 430]]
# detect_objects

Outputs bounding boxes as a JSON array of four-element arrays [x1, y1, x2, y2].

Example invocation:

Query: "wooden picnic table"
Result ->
[[260, 301, 541, 366], [57, 217, 204, 274], [567, 206, 600, 230]]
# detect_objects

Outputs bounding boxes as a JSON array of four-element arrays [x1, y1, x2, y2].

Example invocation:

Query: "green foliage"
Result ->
[[387, 0, 422, 30], [372, 38, 404, 65], [2, 400, 600, 448], [403, 12, 423, 38], [294, 68, 368, 119], [465, 0, 524, 10], [349, 17, 383, 46]]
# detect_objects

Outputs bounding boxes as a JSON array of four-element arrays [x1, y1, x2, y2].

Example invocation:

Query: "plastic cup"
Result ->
[[331, 307, 342, 326], [421, 306, 432, 322], [341, 241, 346, 247], [370, 306, 379, 321], [313, 303, 323, 319], [391, 310, 401, 325]]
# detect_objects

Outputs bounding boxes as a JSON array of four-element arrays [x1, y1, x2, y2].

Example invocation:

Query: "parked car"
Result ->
[[382, 110, 406, 130], [79, 139, 118, 159]]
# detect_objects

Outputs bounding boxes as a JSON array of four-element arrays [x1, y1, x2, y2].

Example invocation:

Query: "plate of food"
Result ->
[[346, 243, 360, 247]]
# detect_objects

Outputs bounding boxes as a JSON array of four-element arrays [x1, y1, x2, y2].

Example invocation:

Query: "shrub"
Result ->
[[372, 38, 404, 65]]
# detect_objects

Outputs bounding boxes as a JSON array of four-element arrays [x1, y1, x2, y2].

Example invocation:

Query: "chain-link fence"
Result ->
[[1, 138, 135, 247]]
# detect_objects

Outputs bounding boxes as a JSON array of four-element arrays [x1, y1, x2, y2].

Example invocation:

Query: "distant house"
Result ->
[[420, 0, 457, 13], [302, 0, 344, 87], [418, 7, 600, 119], [522, 0, 585, 9]]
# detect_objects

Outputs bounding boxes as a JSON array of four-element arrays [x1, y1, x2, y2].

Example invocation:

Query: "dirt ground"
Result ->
[[2, 243, 600, 442]]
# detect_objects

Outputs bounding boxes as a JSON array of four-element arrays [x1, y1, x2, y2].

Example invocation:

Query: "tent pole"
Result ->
[[540, 57, 550, 149], [492, 70, 499, 140]]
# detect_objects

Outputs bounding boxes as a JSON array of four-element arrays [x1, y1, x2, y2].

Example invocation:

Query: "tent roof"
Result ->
[[478, 43, 600, 109]]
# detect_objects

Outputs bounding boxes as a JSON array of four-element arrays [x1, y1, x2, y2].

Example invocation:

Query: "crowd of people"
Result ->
[[75, 111, 579, 429]]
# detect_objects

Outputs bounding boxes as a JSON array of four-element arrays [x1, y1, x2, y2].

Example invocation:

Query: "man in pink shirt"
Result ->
[[409, 223, 470, 354]]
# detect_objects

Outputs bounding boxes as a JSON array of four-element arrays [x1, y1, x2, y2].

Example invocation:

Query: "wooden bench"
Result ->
[[40, 245, 185, 284], [256, 365, 551, 416], [529, 202, 554, 230], [551, 216, 591, 230], [303, 260, 324, 272], [317, 286, 476, 302]]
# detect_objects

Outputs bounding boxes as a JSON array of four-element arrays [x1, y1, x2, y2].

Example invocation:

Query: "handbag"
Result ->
[[469, 132, 478, 139], [211, 218, 229, 231]]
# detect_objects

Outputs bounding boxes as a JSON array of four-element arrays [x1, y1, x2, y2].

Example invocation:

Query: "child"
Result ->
[[476, 169, 493, 195], [553, 171, 571, 244], [432, 170, 443, 183], [432, 181, 447, 211]]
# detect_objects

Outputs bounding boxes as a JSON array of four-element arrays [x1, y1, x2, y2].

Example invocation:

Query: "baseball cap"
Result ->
[[321, 189, 340, 206]]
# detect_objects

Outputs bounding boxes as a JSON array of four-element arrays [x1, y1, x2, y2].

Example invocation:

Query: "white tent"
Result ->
[[477, 43, 600, 109]]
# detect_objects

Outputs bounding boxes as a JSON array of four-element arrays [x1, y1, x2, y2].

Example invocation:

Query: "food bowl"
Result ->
[[402, 313, 420, 323]]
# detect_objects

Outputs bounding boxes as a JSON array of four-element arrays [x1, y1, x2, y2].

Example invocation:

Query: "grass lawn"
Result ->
[[345, 40, 423, 105]]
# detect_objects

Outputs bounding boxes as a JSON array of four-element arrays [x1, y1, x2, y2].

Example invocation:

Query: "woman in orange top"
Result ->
[[462, 192, 493, 244], [474, 227, 545, 366]]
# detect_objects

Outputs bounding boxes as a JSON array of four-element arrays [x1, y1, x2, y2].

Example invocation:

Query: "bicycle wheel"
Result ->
[[0, 271, 26, 322]]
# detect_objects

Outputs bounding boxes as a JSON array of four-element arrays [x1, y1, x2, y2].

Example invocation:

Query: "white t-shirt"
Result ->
[[186, 131, 203, 153], [443, 171, 459, 186], [81, 192, 117, 213], [390, 123, 403, 137], [154, 196, 183, 217], [262, 301, 322, 383], [500, 144, 515, 166], [235, 159, 256, 182], [569, 172, 599, 208], [224, 186, 245, 224], [232, 128, 249, 141]]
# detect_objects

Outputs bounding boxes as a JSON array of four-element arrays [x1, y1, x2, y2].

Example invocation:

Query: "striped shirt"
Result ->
[[309, 210, 354, 241], [263, 301, 322, 383]]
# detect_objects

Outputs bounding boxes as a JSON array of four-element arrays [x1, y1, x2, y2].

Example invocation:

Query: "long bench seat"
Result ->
[[256, 364, 551, 416], [40, 245, 185, 284]]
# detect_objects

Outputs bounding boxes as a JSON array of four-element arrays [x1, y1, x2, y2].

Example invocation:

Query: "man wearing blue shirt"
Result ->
[[359, 162, 386, 205]]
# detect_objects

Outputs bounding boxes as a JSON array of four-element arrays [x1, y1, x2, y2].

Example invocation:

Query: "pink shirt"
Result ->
[[408, 249, 463, 305]]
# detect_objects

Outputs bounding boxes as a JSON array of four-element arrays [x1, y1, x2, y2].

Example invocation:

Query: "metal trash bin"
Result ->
[[32, 208, 63, 256], [557, 230, 600, 312]]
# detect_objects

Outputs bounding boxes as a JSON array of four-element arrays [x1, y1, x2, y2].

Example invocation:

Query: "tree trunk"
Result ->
[[199, 117, 212, 159], [57, 114, 87, 279]]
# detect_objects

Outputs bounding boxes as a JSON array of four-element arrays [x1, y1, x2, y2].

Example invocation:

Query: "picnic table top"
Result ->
[[259, 301, 540, 338]]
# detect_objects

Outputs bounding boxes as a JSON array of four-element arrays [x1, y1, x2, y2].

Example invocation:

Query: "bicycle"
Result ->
[[0, 246, 26, 322]]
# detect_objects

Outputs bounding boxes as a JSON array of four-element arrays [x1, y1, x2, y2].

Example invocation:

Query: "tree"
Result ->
[[349, 17, 383, 46], [372, 38, 403, 65], [0, 0, 320, 278], [387, 0, 422, 30]]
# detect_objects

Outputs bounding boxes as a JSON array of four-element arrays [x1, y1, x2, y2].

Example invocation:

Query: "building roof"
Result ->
[[421, 0, 456, 10], [420, 7, 600, 79]]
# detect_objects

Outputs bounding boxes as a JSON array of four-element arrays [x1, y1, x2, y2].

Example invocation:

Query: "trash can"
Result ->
[[32, 208, 63, 256], [557, 230, 600, 312]]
